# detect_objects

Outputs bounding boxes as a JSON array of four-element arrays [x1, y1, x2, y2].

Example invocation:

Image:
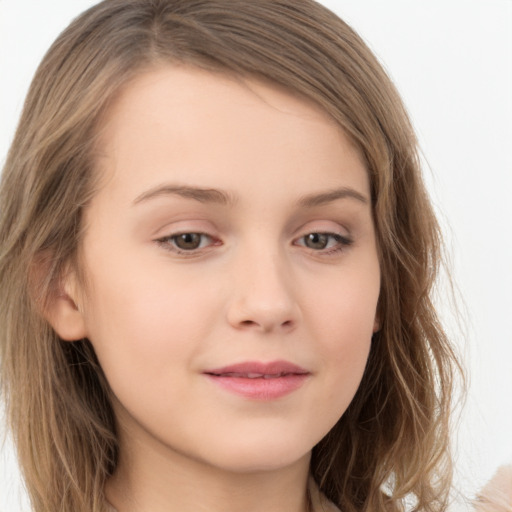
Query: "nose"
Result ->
[[226, 248, 301, 334]]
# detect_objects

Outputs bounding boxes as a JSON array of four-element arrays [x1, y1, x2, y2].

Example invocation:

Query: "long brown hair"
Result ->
[[0, 1, 461, 511]]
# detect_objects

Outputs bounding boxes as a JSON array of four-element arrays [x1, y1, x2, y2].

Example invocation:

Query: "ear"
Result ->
[[32, 258, 88, 342], [47, 276, 88, 341]]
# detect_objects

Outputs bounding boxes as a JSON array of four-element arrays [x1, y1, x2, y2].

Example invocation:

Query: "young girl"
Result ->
[[0, 1, 461, 511]]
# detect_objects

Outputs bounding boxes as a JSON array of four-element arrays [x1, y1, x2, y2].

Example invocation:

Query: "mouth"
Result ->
[[203, 360, 310, 400]]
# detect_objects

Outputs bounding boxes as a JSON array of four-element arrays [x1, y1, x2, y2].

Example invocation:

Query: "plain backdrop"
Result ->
[[1, 1, 511, 511]]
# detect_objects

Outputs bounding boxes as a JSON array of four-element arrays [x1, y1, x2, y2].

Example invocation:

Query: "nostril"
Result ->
[[237, 318, 294, 331]]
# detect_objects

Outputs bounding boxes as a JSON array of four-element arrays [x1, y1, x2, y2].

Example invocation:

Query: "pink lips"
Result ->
[[204, 360, 310, 400]]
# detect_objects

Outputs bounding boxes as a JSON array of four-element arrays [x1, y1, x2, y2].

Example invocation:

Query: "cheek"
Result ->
[[320, 315, 372, 401], [306, 261, 379, 341], [81, 260, 221, 380], [303, 267, 378, 405]]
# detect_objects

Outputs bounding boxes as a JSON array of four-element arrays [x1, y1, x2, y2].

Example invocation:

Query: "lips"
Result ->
[[204, 360, 310, 400]]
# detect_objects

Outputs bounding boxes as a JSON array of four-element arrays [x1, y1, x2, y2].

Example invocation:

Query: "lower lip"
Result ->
[[205, 374, 309, 400]]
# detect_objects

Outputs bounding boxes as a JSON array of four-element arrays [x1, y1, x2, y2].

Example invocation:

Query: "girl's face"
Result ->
[[66, 66, 380, 474]]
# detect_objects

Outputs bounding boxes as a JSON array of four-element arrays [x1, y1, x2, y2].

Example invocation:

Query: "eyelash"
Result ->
[[155, 232, 220, 256], [155, 231, 353, 257], [294, 232, 353, 255]]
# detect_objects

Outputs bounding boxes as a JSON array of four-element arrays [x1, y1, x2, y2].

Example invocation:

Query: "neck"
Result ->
[[105, 424, 312, 512]]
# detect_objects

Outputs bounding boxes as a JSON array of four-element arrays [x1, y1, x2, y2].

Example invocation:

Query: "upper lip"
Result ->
[[204, 360, 309, 378]]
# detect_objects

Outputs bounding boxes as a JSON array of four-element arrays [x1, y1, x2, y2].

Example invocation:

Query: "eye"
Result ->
[[295, 232, 352, 253], [173, 233, 206, 250], [156, 232, 217, 253]]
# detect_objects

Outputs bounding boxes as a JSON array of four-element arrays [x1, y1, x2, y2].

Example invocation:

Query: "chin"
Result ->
[[199, 437, 312, 474]]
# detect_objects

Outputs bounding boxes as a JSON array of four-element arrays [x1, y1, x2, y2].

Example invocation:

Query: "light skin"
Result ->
[[48, 66, 380, 512]]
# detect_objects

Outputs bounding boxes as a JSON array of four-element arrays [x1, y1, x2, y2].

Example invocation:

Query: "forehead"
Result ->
[[105, 64, 341, 126], [92, 65, 369, 202]]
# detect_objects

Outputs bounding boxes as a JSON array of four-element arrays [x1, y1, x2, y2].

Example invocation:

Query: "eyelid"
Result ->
[[150, 218, 217, 238]]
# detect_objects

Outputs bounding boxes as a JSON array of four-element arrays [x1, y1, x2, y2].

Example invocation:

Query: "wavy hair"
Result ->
[[0, 1, 461, 511]]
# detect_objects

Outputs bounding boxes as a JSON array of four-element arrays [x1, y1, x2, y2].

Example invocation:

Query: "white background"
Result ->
[[1, 1, 511, 511]]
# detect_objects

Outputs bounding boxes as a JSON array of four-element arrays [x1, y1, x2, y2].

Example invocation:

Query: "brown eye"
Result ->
[[173, 233, 204, 250], [156, 231, 219, 255], [304, 233, 329, 250], [295, 232, 353, 254]]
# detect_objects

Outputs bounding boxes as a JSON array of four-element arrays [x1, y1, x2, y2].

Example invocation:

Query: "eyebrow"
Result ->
[[297, 187, 369, 208], [133, 185, 235, 206], [132, 184, 368, 208]]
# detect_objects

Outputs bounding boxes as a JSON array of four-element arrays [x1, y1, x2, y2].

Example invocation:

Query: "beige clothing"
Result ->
[[473, 465, 512, 512], [309, 477, 342, 512], [105, 476, 341, 512]]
